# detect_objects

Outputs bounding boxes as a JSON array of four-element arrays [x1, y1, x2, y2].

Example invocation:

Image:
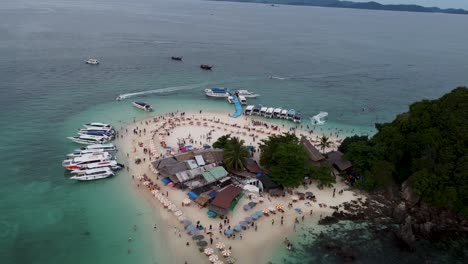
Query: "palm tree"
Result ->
[[223, 137, 249, 170], [318, 135, 333, 154]]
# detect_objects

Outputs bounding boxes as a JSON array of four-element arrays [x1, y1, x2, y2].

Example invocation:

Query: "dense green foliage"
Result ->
[[342, 87, 468, 215], [259, 133, 309, 187], [213, 134, 231, 149], [222, 137, 249, 170], [307, 165, 336, 187]]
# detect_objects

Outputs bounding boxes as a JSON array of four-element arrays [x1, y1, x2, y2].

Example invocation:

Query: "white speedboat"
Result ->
[[70, 168, 115, 181], [252, 105, 261, 115], [67, 148, 107, 158], [132, 101, 153, 111], [236, 89, 259, 98], [238, 95, 247, 105], [83, 123, 112, 129], [85, 58, 99, 65], [273, 108, 282, 118], [62, 152, 112, 170], [205, 88, 229, 98], [265, 107, 274, 118], [78, 129, 115, 139], [280, 109, 288, 119], [287, 109, 296, 120], [227, 96, 234, 104], [293, 112, 303, 123], [244, 105, 254, 115], [71, 160, 123, 171], [67, 134, 109, 145], [82, 143, 117, 152], [260, 107, 268, 116]]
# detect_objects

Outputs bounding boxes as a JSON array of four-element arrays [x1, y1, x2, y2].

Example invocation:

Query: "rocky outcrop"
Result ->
[[323, 240, 358, 262], [394, 216, 416, 251], [401, 180, 420, 206]]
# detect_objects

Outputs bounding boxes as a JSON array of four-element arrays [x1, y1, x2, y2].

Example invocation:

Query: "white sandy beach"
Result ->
[[115, 110, 365, 264]]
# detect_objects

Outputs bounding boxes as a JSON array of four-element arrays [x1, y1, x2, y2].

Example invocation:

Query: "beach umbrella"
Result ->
[[175, 210, 183, 217], [254, 211, 262, 217], [242, 204, 251, 211], [171, 205, 178, 212], [214, 261, 224, 264], [263, 209, 269, 215], [294, 208, 303, 214], [251, 214, 259, 220], [186, 225, 196, 232], [190, 229, 199, 236], [197, 240, 208, 247], [291, 195, 299, 201], [239, 221, 248, 228], [178, 216, 186, 222], [183, 220, 192, 226], [248, 202, 257, 208], [224, 229, 233, 236], [192, 235, 204, 240], [204, 247, 214, 255], [183, 198, 191, 205], [233, 225, 241, 232], [208, 255, 219, 262], [275, 204, 284, 210], [244, 217, 253, 223], [215, 241, 225, 250], [268, 206, 276, 212], [222, 249, 232, 257]]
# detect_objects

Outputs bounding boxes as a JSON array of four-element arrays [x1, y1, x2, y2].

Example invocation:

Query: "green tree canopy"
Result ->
[[213, 134, 231, 149], [318, 135, 333, 154], [259, 133, 309, 187], [223, 136, 249, 170], [307, 165, 336, 187], [341, 87, 468, 215]]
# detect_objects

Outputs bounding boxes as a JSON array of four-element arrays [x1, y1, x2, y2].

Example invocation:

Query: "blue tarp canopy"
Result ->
[[230, 96, 243, 118], [207, 191, 217, 198], [224, 229, 234, 235], [187, 192, 198, 200], [207, 210, 217, 218], [161, 177, 171, 184]]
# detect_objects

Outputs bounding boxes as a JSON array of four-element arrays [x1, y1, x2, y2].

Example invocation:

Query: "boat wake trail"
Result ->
[[311, 111, 328, 125], [115, 82, 211, 100], [269, 75, 288, 80]]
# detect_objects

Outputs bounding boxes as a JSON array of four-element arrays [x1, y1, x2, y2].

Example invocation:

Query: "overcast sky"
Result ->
[[353, 0, 468, 9]]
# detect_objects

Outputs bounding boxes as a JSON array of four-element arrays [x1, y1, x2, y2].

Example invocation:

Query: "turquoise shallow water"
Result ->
[[1, 0, 468, 263]]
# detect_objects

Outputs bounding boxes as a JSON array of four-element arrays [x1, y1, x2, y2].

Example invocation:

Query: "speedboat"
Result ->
[[67, 134, 109, 145], [83, 123, 112, 129], [265, 107, 274, 118], [287, 109, 296, 120], [78, 129, 114, 138], [252, 105, 261, 115], [260, 107, 268, 116], [82, 143, 117, 152], [62, 152, 112, 170], [293, 112, 303, 123], [244, 105, 254, 115], [238, 96, 247, 105], [132, 101, 153, 112], [71, 160, 123, 171], [200, 64, 213, 70], [67, 148, 107, 158], [236, 90, 260, 98], [280, 109, 288, 119], [70, 168, 115, 181], [205, 88, 229, 98], [85, 58, 99, 65], [227, 96, 234, 104], [171, 56, 183, 61], [273, 108, 282, 118]]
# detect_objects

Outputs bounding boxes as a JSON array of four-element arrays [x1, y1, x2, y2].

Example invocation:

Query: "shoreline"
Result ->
[[115, 109, 366, 263]]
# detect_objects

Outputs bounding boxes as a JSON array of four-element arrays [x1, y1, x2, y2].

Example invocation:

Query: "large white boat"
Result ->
[[273, 108, 282, 118], [78, 129, 115, 139], [67, 134, 109, 145], [205, 88, 229, 98], [67, 148, 107, 158], [238, 95, 247, 105], [71, 160, 123, 172], [85, 58, 99, 65], [260, 107, 268, 116], [265, 107, 274, 118], [244, 105, 254, 115], [81, 143, 117, 152], [252, 105, 261, 115], [62, 152, 112, 170], [293, 112, 303, 123], [236, 89, 259, 98], [132, 101, 153, 112], [83, 123, 112, 129], [227, 96, 234, 104], [70, 168, 115, 181], [280, 109, 288, 119]]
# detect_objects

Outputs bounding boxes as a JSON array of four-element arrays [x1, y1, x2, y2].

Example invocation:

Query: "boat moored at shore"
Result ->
[[236, 89, 260, 98], [205, 88, 230, 98], [244, 105, 254, 115], [70, 168, 115, 181], [62, 152, 113, 170], [68, 134, 110, 144], [82, 143, 117, 152], [239, 95, 247, 105]]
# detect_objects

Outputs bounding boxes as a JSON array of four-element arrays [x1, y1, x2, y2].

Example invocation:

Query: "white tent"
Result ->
[[243, 184, 259, 193]]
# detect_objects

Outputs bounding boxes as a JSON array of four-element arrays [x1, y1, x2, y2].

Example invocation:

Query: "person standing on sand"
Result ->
[[272, 219, 274, 225]]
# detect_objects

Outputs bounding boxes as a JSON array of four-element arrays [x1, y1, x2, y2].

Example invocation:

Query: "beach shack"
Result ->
[[300, 136, 326, 166], [202, 166, 229, 183], [208, 185, 243, 216], [326, 151, 352, 173], [151, 157, 177, 171]]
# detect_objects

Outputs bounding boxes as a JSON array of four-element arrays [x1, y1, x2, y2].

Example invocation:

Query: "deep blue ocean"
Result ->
[[1, 0, 467, 263]]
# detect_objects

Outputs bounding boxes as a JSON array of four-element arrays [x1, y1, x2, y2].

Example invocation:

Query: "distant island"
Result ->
[[210, 0, 468, 15]]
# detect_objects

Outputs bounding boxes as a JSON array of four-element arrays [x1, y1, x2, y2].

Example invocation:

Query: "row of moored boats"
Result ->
[[244, 105, 303, 122], [63, 122, 123, 181]]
